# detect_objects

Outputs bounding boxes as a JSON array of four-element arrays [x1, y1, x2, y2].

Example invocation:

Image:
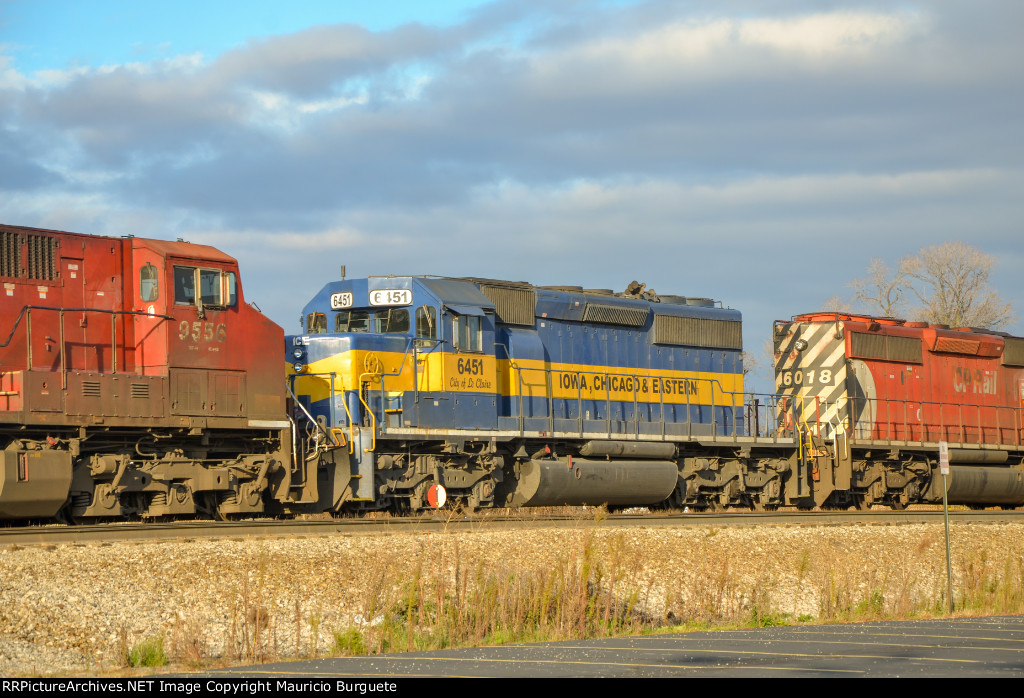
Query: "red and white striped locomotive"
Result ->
[[775, 313, 1024, 509]]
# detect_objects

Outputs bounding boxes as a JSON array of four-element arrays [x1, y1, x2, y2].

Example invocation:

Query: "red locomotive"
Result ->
[[0, 224, 315, 520], [774, 313, 1024, 509]]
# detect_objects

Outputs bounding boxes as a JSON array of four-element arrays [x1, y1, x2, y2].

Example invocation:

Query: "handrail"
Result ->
[[370, 338, 422, 432], [356, 376, 377, 452], [288, 371, 360, 455], [2, 304, 173, 348], [784, 392, 1024, 448], [3, 305, 174, 379]]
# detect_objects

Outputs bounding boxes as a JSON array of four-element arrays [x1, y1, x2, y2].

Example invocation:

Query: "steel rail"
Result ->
[[1, 509, 1021, 547]]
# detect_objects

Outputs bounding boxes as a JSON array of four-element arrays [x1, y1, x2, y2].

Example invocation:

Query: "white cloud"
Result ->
[[738, 12, 920, 57], [240, 87, 370, 132], [532, 10, 923, 90]]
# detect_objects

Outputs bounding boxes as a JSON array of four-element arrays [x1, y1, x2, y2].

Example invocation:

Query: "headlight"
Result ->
[[292, 347, 304, 360], [293, 362, 305, 373]]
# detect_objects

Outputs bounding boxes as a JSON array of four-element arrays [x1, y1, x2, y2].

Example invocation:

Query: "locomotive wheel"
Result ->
[[747, 495, 769, 512], [54, 500, 78, 526]]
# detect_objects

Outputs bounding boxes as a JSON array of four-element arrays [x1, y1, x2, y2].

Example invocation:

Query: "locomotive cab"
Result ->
[[288, 276, 500, 433]]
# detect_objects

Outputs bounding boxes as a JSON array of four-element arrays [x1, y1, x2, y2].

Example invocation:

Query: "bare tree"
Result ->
[[850, 258, 905, 318], [821, 294, 854, 314], [901, 241, 1015, 329], [849, 242, 1014, 330]]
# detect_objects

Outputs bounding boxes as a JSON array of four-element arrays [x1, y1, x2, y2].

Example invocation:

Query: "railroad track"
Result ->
[[1, 508, 1022, 547]]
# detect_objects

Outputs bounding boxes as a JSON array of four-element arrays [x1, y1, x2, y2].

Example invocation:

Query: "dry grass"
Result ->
[[200, 523, 1024, 667]]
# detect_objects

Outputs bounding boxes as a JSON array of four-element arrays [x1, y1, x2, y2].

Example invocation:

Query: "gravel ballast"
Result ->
[[2, 520, 1022, 676]]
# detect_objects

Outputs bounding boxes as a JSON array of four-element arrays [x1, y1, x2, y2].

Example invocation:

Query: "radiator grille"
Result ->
[[582, 303, 649, 327], [477, 284, 536, 326], [653, 315, 743, 349], [933, 337, 982, 355]]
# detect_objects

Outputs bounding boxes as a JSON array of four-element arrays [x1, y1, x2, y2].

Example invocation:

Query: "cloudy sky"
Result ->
[[2, 0, 1021, 390]]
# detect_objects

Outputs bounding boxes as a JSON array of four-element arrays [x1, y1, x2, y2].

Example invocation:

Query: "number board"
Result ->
[[369, 289, 412, 307], [779, 368, 834, 387], [330, 292, 353, 310]]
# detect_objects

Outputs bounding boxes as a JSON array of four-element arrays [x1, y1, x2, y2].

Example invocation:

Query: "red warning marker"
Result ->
[[427, 484, 447, 509]]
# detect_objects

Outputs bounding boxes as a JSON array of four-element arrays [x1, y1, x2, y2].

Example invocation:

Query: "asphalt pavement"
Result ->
[[203, 615, 1024, 678]]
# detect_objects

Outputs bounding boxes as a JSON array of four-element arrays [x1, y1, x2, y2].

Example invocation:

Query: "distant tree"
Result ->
[[901, 241, 1014, 329], [821, 294, 854, 314], [740, 351, 759, 377], [849, 242, 1014, 330], [850, 258, 905, 318]]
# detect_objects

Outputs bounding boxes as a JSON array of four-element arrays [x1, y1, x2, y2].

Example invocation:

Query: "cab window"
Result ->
[[140, 263, 159, 302], [454, 315, 482, 352], [375, 308, 410, 334], [307, 312, 327, 334], [335, 310, 371, 332], [174, 266, 237, 307], [416, 306, 437, 339], [173, 266, 196, 305]]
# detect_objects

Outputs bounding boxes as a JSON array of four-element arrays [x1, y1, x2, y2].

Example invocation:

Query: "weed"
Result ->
[[124, 635, 168, 668], [170, 612, 208, 666], [749, 606, 789, 628], [332, 628, 367, 656]]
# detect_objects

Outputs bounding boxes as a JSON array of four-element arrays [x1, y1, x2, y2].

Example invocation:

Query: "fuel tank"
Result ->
[[506, 457, 679, 507]]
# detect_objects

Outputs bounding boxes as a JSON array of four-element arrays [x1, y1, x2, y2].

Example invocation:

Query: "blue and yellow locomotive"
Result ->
[[287, 276, 786, 512]]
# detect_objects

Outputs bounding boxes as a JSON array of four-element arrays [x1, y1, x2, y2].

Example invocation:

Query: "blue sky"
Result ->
[[1, 0, 1021, 391], [1, 0, 487, 71]]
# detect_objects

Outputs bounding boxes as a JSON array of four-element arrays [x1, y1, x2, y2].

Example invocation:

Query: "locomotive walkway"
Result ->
[[204, 615, 1024, 678]]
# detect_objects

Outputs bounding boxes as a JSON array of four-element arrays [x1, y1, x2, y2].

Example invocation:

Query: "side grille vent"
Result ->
[[850, 332, 922, 363], [582, 303, 649, 327], [0, 231, 58, 280], [477, 284, 536, 326], [130, 382, 150, 399], [27, 235, 57, 281], [887, 336, 923, 363], [1003, 338, 1024, 366], [1, 231, 20, 278], [81, 381, 102, 398], [653, 315, 743, 349]]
